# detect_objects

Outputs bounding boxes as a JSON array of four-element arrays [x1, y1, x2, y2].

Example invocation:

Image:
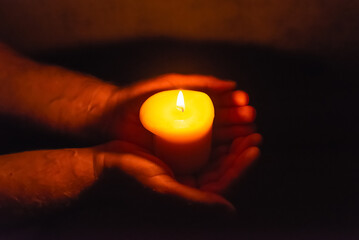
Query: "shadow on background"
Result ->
[[0, 39, 358, 239]]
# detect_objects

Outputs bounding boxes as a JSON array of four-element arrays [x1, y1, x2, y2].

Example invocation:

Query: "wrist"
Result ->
[[43, 69, 122, 141]]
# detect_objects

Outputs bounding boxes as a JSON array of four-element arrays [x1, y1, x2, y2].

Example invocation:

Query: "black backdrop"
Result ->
[[0, 39, 358, 239]]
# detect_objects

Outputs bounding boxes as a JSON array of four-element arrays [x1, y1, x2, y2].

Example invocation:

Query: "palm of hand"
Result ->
[[101, 74, 261, 209]]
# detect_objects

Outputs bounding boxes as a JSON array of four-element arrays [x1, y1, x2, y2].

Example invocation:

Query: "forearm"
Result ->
[[0, 43, 121, 138], [0, 148, 95, 208]]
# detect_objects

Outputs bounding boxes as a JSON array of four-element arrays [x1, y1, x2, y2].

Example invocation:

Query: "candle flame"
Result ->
[[176, 90, 185, 112]]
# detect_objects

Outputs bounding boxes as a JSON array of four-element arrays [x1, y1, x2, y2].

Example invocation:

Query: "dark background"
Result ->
[[0, 39, 358, 239]]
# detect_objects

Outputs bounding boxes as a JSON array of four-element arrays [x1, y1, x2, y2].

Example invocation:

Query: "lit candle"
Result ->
[[140, 90, 214, 175]]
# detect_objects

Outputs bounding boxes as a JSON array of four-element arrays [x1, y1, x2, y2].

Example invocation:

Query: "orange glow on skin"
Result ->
[[233, 90, 249, 106]]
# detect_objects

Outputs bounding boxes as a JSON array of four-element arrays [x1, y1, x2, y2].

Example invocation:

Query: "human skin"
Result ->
[[0, 43, 261, 212]]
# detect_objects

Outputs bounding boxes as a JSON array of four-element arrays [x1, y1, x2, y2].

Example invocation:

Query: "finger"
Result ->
[[146, 175, 235, 212], [198, 154, 236, 186], [129, 74, 236, 98], [98, 141, 175, 178], [214, 90, 249, 107], [157, 74, 237, 92], [200, 144, 230, 175], [213, 125, 256, 143], [229, 133, 262, 154], [197, 134, 262, 186], [197, 146, 229, 185], [215, 106, 256, 125], [101, 151, 234, 211], [201, 147, 260, 194]]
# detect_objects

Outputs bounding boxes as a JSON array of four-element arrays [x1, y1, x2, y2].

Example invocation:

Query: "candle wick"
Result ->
[[177, 106, 184, 112]]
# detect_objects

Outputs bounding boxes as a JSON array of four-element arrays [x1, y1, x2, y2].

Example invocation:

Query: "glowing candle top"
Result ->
[[139, 89, 214, 142]]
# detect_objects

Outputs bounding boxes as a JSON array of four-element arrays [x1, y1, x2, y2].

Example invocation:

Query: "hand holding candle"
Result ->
[[103, 74, 260, 208], [0, 42, 261, 210]]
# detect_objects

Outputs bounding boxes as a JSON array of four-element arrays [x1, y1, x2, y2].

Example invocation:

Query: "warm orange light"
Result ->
[[176, 90, 185, 112], [140, 89, 215, 174]]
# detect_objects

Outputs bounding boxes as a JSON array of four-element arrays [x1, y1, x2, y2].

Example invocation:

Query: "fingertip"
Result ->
[[244, 146, 261, 160], [223, 146, 260, 183], [251, 133, 263, 146], [239, 106, 256, 122], [233, 90, 249, 106], [222, 199, 236, 213], [230, 133, 262, 155], [206, 191, 236, 212], [223, 79, 237, 86]]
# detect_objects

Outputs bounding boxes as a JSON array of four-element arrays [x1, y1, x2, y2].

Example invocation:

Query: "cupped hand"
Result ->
[[96, 74, 261, 210], [94, 134, 261, 211], [93, 141, 235, 211]]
